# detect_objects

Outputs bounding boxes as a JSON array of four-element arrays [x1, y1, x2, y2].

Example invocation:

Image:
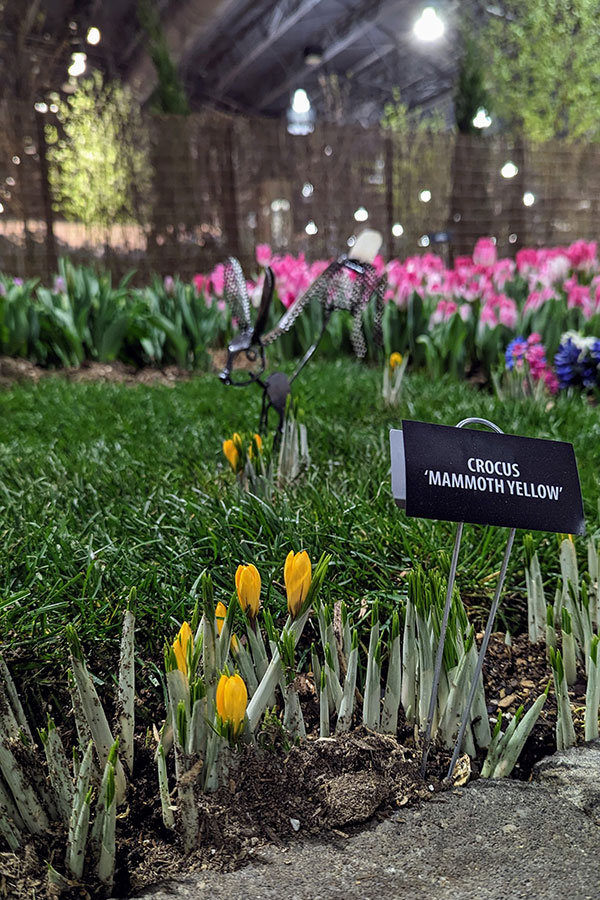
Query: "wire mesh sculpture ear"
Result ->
[[223, 257, 252, 333]]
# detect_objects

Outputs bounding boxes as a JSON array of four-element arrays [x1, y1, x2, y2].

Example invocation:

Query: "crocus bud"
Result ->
[[223, 433, 242, 473], [248, 433, 263, 459], [235, 563, 261, 618], [284, 550, 312, 619], [172, 621, 193, 676], [215, 601, 227, 635], [216, 672, 248, 737], [389, 351, 403, 369]]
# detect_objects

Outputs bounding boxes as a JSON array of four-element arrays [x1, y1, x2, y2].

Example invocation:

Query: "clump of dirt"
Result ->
[[113, 729, 451, 897]]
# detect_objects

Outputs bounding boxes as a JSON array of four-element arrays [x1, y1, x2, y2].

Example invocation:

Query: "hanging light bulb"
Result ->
[[472, 107, 492, 129], [414, 7, 445, 41], [68, 52, 87, 77], [287, 89, 315, 135]]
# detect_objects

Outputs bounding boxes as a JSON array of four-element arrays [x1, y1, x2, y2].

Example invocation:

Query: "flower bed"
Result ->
[[1, 239, 600, 390]]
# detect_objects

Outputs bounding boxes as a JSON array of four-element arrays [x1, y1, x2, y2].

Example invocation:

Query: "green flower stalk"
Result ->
[[97, 761, 117, 892], [67, 741, 93, 878], [415, 601, 435, 731], [118, 606, 136, 775], [382, 351, 408, 405], [481, 712, 503, 778], [0, 697, 50, 835], [484, 686, 549, 778], [401, 595, 417, 724], [0, 658, 32, 743], [67, 625, 127, 806], [587, 539, 599, 628], [311, 643, 321, 694], [336, 629, 358, 734], [277, 405, 310, 486], [550, 647, 576, 750], [0, 784, 21, 851], [324, 643, 343, 714], [584, 636, 600, 741], [157, 744, 175, 829], [546, 604, 557, 659], [561, 608, 577, 686], [363, 602, 381, 730], [40, 716, 73, 823], [381, 611, 402, 734], [341, 602, 352, 662], [231, 638, 259, 697], [246, 553, 330, 732], [319, 667, 329, 738], [68, 788, 92, 880], [280, 629, 306, 740], [524, 534, 546, 644]]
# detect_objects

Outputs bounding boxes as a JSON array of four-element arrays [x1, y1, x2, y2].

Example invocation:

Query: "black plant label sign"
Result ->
[[391, 420, 585, 535]]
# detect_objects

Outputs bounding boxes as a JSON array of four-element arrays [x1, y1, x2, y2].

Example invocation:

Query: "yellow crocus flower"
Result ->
[[223, 433, 242, 473], [215, 601, 227, 635], [172, 621, 193, 676], [235, 563, 261, 618], [216, 672, 248, 737], [389, 352, 403, 369], [284, 550, 312, 619], [248, 433, 263, 460]]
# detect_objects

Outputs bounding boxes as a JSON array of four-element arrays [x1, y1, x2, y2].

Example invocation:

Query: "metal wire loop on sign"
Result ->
[[420, 418, 517, 781]]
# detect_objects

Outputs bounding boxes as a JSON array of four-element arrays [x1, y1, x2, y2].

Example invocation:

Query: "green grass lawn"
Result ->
[[1, 359, 598, 694]]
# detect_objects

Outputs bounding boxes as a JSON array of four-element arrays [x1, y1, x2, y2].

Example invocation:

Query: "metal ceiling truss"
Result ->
[[213, 0, 328, 95], [256, 0, 398, 110]]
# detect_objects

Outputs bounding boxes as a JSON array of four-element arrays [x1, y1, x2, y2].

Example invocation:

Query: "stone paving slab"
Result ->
[[124, 743, 600, 900]]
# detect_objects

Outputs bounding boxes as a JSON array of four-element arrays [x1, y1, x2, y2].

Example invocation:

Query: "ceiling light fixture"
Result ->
[[303, 46, 322, 67]]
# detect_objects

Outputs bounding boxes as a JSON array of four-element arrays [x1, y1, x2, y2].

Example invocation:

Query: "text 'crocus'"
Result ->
[[216, 672, 248, 738], [284, 550, 312, 619], [236, 563, 261, 618]]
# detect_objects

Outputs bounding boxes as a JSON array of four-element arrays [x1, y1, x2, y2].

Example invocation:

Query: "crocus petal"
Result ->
[[285, 550, 312, 618], [215, 601, 227, 635], [172, 621, 193, 675], [223, 439, 239, 472]]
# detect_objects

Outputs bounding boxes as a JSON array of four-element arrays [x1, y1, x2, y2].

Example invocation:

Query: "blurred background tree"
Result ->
[[485, 0, 600, 140], [46, 71, 151, 235]]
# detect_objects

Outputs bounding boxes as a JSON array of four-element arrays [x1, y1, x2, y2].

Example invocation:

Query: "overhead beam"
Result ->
[[213, 0, 327, 96], [256, 0, 396, 111], [348, 42, 396, 78]]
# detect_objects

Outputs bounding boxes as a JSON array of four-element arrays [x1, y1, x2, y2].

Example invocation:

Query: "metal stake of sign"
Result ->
[[420, 417, 516, 779]]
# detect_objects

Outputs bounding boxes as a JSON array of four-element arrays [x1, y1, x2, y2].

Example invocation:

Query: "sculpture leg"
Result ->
[[259, 387, 269, 434], [265, 371, 291, 449]]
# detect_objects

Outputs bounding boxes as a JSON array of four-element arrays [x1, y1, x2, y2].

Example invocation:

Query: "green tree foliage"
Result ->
[[454, 34, 489, 135], [485, 0, 600, 140], [381, 88, 445, 136], [46, 71, 151, 228], [138, 0, 190, 115]]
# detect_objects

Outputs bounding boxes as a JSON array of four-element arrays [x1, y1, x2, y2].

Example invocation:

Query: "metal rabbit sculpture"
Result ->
[[219, 229, 386, 438]]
